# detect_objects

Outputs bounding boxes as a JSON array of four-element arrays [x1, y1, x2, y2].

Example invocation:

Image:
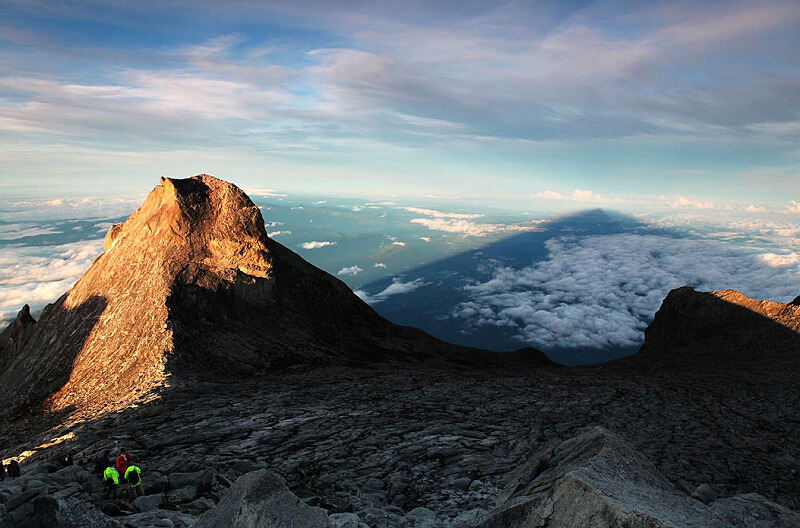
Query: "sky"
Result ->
[[0, 1, 798, 357], [1, 0, 799, 213]]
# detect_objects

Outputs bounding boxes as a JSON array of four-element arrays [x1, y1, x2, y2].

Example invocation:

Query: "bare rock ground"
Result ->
[[2, 361, 797, 526]]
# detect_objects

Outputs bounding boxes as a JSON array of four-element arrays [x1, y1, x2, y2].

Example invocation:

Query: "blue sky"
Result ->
[[1, 0, 799, 212]]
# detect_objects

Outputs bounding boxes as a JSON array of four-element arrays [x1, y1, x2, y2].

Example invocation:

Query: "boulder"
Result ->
[[476, 427, 737, 528], [710, 493, 800, 528], [9, 495, 121, 528], [132, 492, 165, 513], [119, 509, 198, 528], [194, 469, 333, 528]]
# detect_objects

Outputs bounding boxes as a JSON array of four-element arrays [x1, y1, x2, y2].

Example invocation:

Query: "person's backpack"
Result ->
[[127, 467, 141, 486]]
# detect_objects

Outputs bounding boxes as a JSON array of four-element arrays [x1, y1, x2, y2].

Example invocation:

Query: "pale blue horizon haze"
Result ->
[[1, 1, 799, 361]]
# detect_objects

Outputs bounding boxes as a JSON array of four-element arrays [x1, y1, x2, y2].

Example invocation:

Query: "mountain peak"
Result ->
[[104, 174, 273, 279], [0, 175, 520, 420], [619, 286, 800, 370]]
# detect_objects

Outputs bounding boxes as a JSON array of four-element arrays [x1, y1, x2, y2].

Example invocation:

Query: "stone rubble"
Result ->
[[1, 361, 798, 527]]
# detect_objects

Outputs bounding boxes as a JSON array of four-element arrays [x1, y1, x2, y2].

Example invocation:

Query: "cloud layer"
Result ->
[[0, 240, 104, 326], [454, 234, 800, 350]]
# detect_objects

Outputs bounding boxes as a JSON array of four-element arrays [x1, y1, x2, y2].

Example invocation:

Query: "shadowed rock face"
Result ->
[[0, 175, 548, 420], [0, 304, 36, 372], [617, 286, 800, 371]]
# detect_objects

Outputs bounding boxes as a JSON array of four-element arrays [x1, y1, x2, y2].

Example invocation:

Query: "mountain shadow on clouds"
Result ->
[[359, 209, 675, 366]]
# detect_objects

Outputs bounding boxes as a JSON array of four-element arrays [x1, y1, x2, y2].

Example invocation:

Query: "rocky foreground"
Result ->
[[2, 360, 798, 527]]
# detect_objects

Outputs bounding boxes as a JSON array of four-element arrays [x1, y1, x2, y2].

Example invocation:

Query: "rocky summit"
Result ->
[[0, 175, 545, 422], [1, 176, 798, 528]]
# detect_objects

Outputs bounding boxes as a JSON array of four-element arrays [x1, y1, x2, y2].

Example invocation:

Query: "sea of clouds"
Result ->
[[453, 233, 799, 350], [0, 239, 105, 325]]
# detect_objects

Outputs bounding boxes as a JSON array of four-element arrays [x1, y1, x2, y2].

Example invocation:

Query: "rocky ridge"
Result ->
[[624, 286, 800, 370], [0, 175, 547, 422]]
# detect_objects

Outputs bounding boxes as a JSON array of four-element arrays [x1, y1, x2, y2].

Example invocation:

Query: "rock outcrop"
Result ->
[[194, 469, 333, 528], [0, 175, 547, 421], [476, 427, 800, 528], [619, 286, 800, 370], [0, 304, 36, 373]]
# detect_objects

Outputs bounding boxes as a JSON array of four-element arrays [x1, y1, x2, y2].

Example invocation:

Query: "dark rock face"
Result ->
[[0, 175, 540, 420], [0, 304, 36, 373], [619, 286, 800, 370]]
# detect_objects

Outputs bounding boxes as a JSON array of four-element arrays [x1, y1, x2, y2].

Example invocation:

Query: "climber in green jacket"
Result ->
[[103, 466, 120, 499], [125, 464, 143, 499]]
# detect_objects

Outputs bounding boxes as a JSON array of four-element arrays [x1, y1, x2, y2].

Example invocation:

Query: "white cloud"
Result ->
[[534, 190, 565, 200], [0, 224, 61, 240], [745, 204, 767, 213], [570, 189, 602, 202], [355, 277, 428, 304], [404, 207, 483, 219], [420, 237, 431, 242], [337, 265, 363, 276], [245, 189, 287, 197], [662, 195, 715, 209], [374, 263, 387, 268], [454, 233, 800, 350], [407, 208, 541, 237], [299, 241, 336, 249], [0, 239, 104, 326], [268, 230, 291, 237], [759, 252, 799, 268], [785, 201, 800, 214], [392, 241, 407, 247]]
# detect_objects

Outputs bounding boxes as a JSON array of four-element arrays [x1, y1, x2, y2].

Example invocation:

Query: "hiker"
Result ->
[[103, 466, 120, 499], [94, 450, 113, 475], [116, 449, 132, 481], [7, 460, 20, 478], [125, 464, 144, 499]]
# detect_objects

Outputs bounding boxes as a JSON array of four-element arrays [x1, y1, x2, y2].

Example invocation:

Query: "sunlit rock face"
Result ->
[[0, 175, 537, 421]]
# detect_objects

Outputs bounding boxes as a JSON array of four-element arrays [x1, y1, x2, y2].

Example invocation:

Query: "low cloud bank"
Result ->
[[454, 234, 800, 350], [0, 240, 104, 326]]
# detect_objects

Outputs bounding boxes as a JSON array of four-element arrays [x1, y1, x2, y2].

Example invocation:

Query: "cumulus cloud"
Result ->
[[337, 265, 363, 276], [745, 204, 767, 213], [299, 241, 336, 249], [570, 189, 603, 202], [407, 207, 537, 237], [785, 201, 800, 214], [404, 207, 483, 219], [355, 277, 428, 305], [453, 234, 800, 350], [374, 263, 387, 268], [662, 195, 715, 209], [0, 239, 104, 326], [533, 190, 565, 200]]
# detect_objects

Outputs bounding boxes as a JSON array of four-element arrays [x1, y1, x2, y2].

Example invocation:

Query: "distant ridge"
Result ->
[[0, 175, 551, 420], [617, 286, 800, 370]]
